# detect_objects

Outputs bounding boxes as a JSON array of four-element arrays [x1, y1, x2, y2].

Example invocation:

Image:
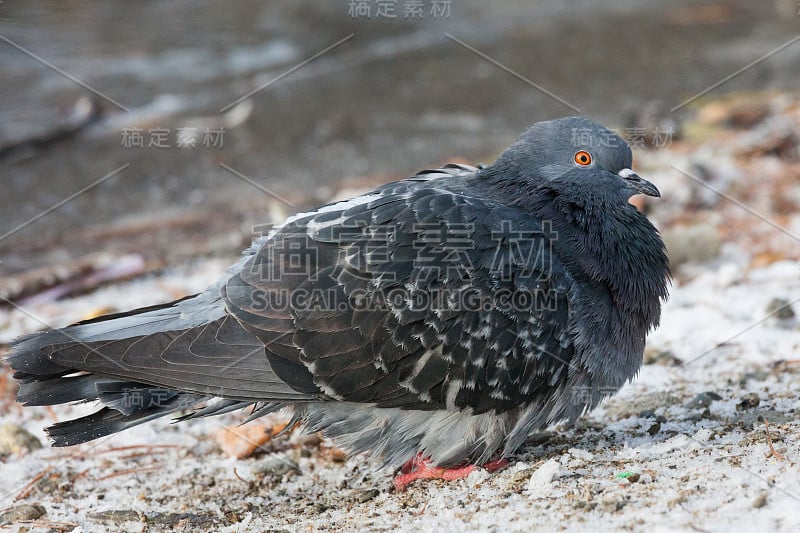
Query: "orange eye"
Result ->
[[574, 151, 592, 166]]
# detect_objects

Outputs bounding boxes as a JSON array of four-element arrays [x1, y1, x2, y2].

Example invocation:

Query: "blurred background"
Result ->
[[1, 0, 799, 283]]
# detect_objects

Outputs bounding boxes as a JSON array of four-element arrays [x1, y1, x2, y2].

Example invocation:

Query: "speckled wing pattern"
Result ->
[[223, 164, 578, 415]]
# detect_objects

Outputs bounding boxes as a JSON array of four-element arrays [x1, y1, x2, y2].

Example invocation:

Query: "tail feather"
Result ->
[[8, 292, 220, 379], [16, 374, 105, 406], [5, 290, 310, 446], [47, 395, 201, 447]]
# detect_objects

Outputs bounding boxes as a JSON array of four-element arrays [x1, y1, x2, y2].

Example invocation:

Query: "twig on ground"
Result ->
[[764, 420, 786, 461], [13, 466, 54, 501], [42, 443, 184, 462], [233, 467, 249, 483], [95, 466, 161, 481]]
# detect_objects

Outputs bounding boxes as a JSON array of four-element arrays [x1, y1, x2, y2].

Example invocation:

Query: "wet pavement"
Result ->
[[2, 0, 800, 274]]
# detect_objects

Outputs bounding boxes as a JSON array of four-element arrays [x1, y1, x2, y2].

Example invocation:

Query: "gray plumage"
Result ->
[[7, 117, 670, 468]]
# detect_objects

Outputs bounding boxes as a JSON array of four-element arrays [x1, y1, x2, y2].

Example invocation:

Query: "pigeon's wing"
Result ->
[[223, 166, 577, 413]]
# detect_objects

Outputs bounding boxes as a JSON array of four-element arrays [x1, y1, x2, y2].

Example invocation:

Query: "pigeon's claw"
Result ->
[[393, 454, 509, 491]]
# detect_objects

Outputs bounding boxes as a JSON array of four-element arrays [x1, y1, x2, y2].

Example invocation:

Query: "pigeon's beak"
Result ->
[[618, 168, 660, 198]]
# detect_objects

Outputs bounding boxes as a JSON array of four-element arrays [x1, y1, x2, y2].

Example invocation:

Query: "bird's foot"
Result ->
[[393, 454, 508, 491]]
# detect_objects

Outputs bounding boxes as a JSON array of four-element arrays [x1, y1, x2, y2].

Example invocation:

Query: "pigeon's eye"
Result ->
[[574, 151, 592, 166]]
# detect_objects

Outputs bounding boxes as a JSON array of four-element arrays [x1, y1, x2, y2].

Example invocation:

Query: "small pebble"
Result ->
[[526, 431, 555, 445], [0, 423, 42, 456], [527, 459, 560, 498], [568, 448, 593, 461], [693, 428, 713, 442], [88, 510, 142, 523], [467, 468, 491, 486], [643, 348, 683, 367], [507, 468, 536, 492], [353, 488, 380, 504], [767, 298, 795, 320], [737, 393, 761, 411], [0, 504, 46, 525], [767, 298, 796, 328], [752, 492, 768, 509], [739, 369, 770, 384], [251, 454, 300, 479], [685, 391, 720, 410]]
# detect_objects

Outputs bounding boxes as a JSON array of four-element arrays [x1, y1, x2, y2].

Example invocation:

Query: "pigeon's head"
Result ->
[[489, 116, 660, 200]]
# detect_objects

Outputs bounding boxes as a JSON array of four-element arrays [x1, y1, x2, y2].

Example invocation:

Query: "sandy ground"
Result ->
[[2, 94, 800, 532]]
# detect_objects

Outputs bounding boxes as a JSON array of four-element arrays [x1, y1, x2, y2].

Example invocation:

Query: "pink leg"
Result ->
[[481, 457, 510, 473], [393, 454, 509, 491]]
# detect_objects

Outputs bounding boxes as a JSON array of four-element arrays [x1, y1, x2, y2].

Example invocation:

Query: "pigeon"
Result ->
[[7, 116, 670, 489]]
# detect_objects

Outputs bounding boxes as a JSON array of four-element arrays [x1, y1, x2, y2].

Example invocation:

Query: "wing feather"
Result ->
[[223, 165, 580, 413]]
